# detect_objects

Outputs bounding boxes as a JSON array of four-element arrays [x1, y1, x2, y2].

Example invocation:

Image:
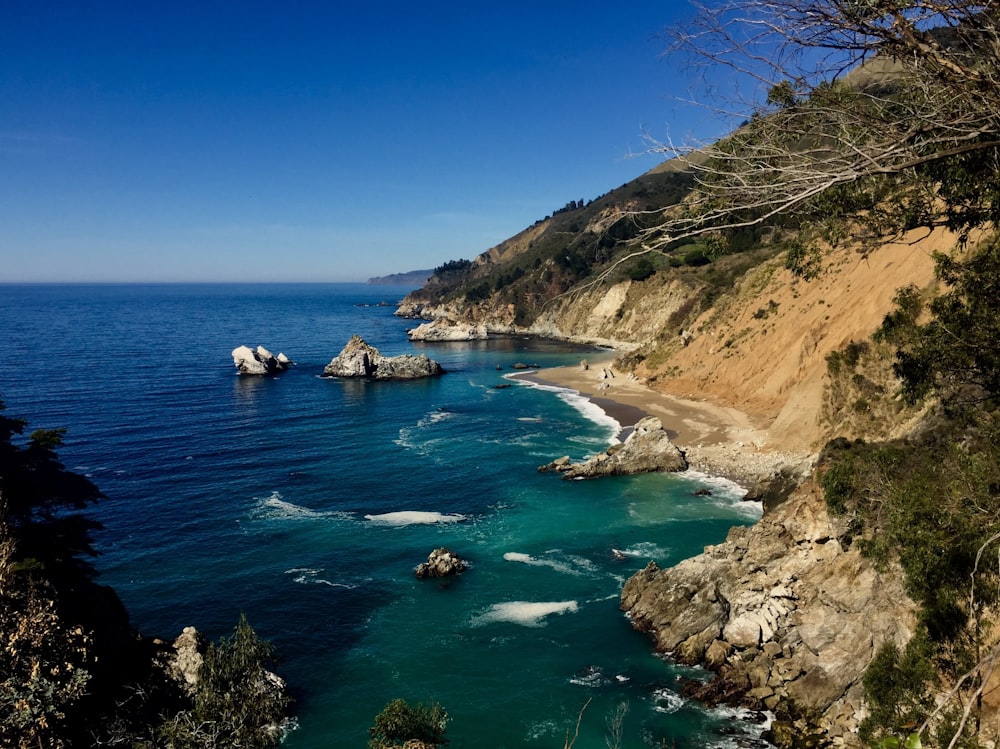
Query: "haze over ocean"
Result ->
[[1, 283, 765, 747]]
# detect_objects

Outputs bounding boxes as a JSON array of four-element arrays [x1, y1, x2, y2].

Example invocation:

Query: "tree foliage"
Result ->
[[159, 614, 291, 748], [878, 238, 1000, 409], [0, 400, 104, 580], [368, 698, 449, 749], [634, 0, 1000, 257]]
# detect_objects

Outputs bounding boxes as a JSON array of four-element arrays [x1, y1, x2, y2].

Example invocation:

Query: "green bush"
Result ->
[[369, 698, 449, 748], [159, 614, 291, 748]]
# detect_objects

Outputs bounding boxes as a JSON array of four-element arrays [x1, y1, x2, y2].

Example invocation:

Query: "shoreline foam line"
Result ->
[[507, 373, 624, 442]]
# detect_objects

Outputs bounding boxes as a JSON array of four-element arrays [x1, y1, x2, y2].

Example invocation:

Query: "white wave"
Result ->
[[615, 542, 670, 560], [569, 665, 607, 687], [585, 593, 621, 604], [563, 553, 598, 573], [681, 470, 764, 520], [251, 492, 353, 521], [525, 719, 559, 742], [473, 600, 579, 627], [517, 416, 543, 422], [651, 687, 685, 714], [514, 379, 619, 442], [418, 409, 454, 428], [502, 551, 591, 576], [681, 470, 749, 500], [364, 511, 466, 526], [284, 568, 356, 589]]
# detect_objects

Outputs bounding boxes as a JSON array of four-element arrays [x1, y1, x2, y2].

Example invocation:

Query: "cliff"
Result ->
[[621, 476, 916, 746]]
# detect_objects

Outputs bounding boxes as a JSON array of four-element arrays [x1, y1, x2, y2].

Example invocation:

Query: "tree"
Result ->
[[368, 698, 449, 749], [880, 237, 1000, 409], [0, 399, 104, 580], [159, 614, 291, 748], [624, 0, 1000, 263], [0, 400, 106, 748]]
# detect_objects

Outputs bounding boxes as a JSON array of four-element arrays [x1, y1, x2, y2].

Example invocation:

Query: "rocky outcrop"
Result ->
[[232, 345, 292, 375], [322, 335, 444, 380], [167, 626, 207, 695], [407, 320, 488, 341], [620, 478, 916, 744], [539, 417, 687, 478], [415, 547, 468, 579]]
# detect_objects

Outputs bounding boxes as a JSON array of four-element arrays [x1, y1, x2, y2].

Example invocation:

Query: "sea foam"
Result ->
[[473, 600, 579, 627], [513, 378, 620, 442], [503, 550, 599, 576], [251, 492, 353, 521], [363, 510, 466, 526], [284, 568, 357, 589]]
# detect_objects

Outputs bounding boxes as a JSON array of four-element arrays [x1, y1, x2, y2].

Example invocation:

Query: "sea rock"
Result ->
[[168, 626, 207, 694], [407, 320, 488, 341], [415, 547, 469, 579], [232, 345, 292, 375], [620, 475, 917, 743], [322, 335, 444, 380], [540, 417, 687, 478]]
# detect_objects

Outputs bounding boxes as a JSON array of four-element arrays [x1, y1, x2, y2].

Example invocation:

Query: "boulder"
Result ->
[[415, 547, 468, 579], [407, 320, 488, 341], [322, 335, 444, 380], [232, 345, 292, 375], [540, 417, 687, 478]]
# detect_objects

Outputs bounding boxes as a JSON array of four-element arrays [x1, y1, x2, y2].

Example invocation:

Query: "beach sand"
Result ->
[[518, 359, 814, 485]]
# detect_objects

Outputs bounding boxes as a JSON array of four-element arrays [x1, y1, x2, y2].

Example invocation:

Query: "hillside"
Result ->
[[395, 127, 997, 747], [399, 161, 951, 453]]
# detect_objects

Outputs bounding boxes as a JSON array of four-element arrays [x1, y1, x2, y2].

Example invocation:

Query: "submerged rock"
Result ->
[[415, 547, 468, 579], [539, 417, 687, 478], [232, 345, 292, 375], [322, 335, 444, 380]]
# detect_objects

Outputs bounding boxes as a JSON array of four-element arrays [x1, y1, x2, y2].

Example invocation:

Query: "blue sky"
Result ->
[[1, 1, 729, 283]]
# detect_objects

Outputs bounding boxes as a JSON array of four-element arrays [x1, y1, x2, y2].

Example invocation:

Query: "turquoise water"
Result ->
[[0, 284, 764, 748]]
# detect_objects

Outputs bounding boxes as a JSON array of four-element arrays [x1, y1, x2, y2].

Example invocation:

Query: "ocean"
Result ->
[[0, 283, 765, 748]]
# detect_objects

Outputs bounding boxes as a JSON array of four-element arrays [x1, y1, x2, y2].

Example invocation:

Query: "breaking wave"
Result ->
[[472, 600, 579, 628], [363, 510, 466, 526]]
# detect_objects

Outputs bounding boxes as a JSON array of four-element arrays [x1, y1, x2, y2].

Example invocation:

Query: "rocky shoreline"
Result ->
[[523, 359, 905, 747]]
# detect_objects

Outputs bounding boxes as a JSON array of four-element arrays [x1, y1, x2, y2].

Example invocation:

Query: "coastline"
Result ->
[[514, 360, 814, 487]]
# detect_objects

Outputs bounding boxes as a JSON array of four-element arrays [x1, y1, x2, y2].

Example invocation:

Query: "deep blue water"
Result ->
[[0, 283, 764, 748]]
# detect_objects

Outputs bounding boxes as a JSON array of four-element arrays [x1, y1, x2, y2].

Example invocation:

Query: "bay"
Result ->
[[0, 283, 763, 748]]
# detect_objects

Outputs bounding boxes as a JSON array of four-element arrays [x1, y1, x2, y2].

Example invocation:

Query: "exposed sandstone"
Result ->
[[407, 320, 488, 341], [322, 335, 444, 380]]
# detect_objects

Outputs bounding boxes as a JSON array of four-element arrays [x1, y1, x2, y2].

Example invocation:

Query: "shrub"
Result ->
[[159, 614, 291, 748], [369, 698, 449, 749]]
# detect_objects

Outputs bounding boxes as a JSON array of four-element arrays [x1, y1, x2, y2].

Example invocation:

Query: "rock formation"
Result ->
[[539, 417, 687, 478], [167, 626, 206, 695], [415, 547, 468, 579], [322, 335, 444, 380], [620, 478, 916, 744], [231, 345, 292, 375], [407, 320, 488, 341]]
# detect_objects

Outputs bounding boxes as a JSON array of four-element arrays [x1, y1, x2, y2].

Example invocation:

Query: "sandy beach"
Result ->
[[518, 359, 815, 485]]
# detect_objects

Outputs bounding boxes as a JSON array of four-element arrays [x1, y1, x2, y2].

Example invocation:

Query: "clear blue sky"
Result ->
[[1, 1, 727, 283]]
